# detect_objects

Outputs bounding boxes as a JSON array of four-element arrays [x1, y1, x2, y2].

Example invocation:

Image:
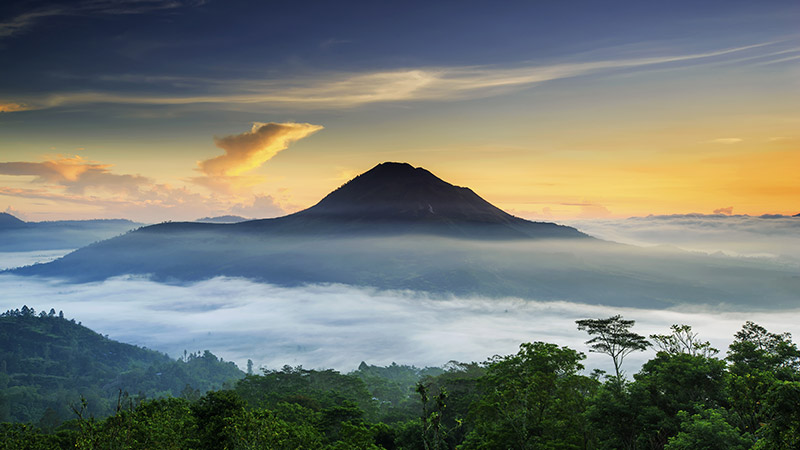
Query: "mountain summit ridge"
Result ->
[[232, 162, 585, 239], [297, 162, 519, 224]]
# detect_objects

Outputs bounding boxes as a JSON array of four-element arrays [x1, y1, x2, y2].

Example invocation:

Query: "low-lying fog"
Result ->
[[1, 274, 798, 377], [1, 213, 797, 376], [566, 214, 800, 260]]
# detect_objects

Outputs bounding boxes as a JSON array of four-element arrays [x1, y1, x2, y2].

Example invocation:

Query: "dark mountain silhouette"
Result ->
[[9, 163, 800, 308], [234, 162, 585, 239], [0, 212, 28, 229]]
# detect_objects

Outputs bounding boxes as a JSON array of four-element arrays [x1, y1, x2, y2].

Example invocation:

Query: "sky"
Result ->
[[1, 0, 799, 222]]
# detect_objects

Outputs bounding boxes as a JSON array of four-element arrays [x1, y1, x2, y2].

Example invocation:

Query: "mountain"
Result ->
[[0, 212, 28, 230], [9, 163, 800, 308], [253, 162, 584, 239], [195, 215, 250, 223], [0, 307, 244, 425], [0, 214, 142, 252]]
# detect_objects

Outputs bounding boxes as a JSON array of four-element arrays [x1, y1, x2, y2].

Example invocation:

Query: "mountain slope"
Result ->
[[0, 308, 244, 424], [8, 163, 800, 308], [233, 162, 586, 238], [0, 212, 27, 230]]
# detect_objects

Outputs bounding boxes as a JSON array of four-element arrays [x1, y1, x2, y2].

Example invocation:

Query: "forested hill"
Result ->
[[0, 307, 244, 425]]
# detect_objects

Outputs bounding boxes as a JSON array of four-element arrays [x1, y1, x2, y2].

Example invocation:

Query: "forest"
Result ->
[[1, 310, 799, 449]]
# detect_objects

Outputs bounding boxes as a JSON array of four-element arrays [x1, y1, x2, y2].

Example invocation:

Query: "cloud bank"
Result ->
[[566, 214, 800, 261], [0, 155, 150, 194], [0, 122, 320, 221], [1, 274, 798, 375]]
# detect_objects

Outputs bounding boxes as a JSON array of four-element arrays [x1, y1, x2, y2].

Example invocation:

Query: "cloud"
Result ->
[[0, 103, 31, 113], [566, 214, 800, 260], [713, 206, 734, 215], [228, 194, 285, 219], [2, 43, 776, 111], [0, 1, 205, 39], [706, 138, 743, 144], [193, 122, 323, 193], [0, 155, 150, 194], [0, 274, 798, 375], [0, 126, 300, 221]]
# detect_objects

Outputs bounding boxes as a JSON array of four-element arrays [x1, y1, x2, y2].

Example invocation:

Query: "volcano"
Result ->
[[234, 162, 586, 239], [10, 163, 798, 308]]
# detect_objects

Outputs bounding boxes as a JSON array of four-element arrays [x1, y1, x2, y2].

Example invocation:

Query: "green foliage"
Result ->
[[664, 409, 751, 450], [727, 321, 800, 379], [3, 319, 800, 450], [351, 361, 444, 423], [0, 422, 61, 450], [650, 324, 718, 358], [192, 390, 246, 450], [224, 407, 324, 449], [629, 353, 728, 448], [576, 315, 649, 380], [462, 342, 596, 449], [753, 380, 800, 449], [0, 310, 244, 425]]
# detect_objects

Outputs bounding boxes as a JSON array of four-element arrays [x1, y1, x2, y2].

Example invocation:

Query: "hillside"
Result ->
[[0, 307, 244, 425]]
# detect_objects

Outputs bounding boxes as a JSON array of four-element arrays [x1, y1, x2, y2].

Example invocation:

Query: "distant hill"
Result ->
[[0, 212, 28, 230], [10, 163, 800, 308], [0, 215, 143, 252], [195, 215, 250, 223], [0, 308, 244, 425]]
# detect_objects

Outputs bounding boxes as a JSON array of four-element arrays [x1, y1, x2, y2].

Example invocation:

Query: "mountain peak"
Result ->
[[298, 162, 515, 225], [0, 212, 27, 229]]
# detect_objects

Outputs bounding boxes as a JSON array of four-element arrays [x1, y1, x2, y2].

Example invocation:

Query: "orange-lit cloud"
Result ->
[[0, 103, 30, 113], [0, 156, 150, 194], [706, 138, 743, 144], [193, 122, 323, 193], [0, 122, 320, 221]]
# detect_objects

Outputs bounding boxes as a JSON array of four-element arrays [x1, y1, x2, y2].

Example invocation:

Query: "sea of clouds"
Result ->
[[565, 214, 800, 261], [1, 274, 798, 376], [1, 213, 798, 376]]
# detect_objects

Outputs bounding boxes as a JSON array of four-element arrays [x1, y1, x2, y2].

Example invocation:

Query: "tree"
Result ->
[[629, 352, 728, 448], [463, 342, 596, 449], [664, 409, 750, 450], [576, 315, 649, 381], [727, 321, 800, 379], [191, 390, 247, 450], [725, 322, 800, 436], [650, 324, 717, 358]]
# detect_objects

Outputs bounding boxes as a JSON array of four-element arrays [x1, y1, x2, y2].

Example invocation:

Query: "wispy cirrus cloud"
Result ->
[[706, 138, 743, 144], [0, 43, 776, 111], [0, 0, 205, 39]]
